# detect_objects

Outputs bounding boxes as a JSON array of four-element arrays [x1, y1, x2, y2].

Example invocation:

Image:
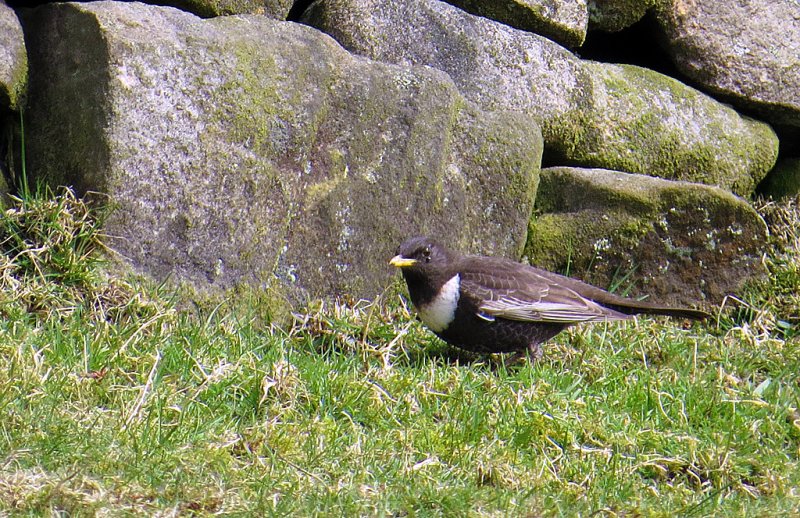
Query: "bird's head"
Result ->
[[389, 236, 454, 275], [390, 237, 459, 303]]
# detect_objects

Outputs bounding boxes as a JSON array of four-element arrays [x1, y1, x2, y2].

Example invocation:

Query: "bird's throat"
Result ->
[[415, 274, 460, 333]]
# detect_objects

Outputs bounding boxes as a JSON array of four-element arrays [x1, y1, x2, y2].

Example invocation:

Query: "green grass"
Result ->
[[0, 190, 799, 516]]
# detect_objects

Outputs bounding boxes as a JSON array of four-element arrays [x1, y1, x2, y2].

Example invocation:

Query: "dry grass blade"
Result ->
[[0, 186, 162, 326]]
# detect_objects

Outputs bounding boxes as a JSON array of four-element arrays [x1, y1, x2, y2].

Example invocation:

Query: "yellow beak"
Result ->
[[389, 255, 418, 268]]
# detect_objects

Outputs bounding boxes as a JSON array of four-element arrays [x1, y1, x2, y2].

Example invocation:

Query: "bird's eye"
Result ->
[[422, 246, 431, 262]]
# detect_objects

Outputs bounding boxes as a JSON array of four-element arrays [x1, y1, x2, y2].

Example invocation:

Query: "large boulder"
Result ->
[[0, 1, 26, 110], [526, 167, 768, 305], [655, 0, 800, 130], [302, 0, 779, 196], [22, 1, 542, 302], [444, 0, 588, 48]]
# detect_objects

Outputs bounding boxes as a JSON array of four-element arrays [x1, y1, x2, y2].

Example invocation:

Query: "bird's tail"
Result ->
[[535, 269, 712, 321], [604, 302, 711, 320]]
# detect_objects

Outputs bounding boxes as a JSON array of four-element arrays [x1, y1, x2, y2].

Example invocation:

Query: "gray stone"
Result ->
[[147, 0, 294, 19], [302, 0, 779, 196], [0, 1, 26, 110], [758, 158, 800, 200], [526, 167, 767, 305], [656, 0, 800, 129], [444, 0, 588, 48], [22, 1, 542, 302], [587, 0, 655, 32]]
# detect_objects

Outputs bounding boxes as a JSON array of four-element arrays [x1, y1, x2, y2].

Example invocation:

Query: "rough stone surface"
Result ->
[[22, 1, 542, 302], [656, 0, 800, 129], [147, 0, 294, 19], [303, 0, 779, 196], [444, 0, 588, 48], [526, 167, 767, 306], [758, 158, 800, 200], [0, 1, 26, 110], [587, 0, 655, 32]]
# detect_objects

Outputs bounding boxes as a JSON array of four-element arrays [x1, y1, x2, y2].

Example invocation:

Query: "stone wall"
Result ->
[[1, 0, 797, 305]]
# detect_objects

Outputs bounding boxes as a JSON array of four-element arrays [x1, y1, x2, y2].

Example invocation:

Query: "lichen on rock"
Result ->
[[526, 167, 767, 305], [21, 1, 543, 303], [303, 0, 779, 196]]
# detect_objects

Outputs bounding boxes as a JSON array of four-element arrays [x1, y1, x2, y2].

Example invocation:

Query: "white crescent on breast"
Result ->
[[417, 274, 460, 332]]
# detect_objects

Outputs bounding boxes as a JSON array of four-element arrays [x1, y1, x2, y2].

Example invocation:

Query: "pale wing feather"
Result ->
[[479, 296, 628, 323], [459, 258, 630, 323]]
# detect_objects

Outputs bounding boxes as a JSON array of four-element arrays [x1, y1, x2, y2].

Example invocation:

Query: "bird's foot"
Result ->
[[527, 342, 543, 362], [507, 342, 544, 364]]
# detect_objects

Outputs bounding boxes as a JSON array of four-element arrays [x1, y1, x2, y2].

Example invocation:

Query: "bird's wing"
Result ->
[[459, 257, 631, 323]]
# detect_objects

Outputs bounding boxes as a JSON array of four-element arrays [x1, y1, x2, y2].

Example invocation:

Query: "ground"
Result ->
[[0, 189, 798, 515]]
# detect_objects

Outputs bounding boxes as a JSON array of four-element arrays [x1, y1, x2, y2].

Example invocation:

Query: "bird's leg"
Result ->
[[526, 341, 544, 362], [507, 342, 544, 364]]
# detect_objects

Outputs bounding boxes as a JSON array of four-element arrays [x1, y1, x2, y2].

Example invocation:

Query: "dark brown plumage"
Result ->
[[390, 236, 710, 358]]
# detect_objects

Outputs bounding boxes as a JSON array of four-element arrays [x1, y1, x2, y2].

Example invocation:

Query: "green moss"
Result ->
[[305, 149, 348, 207], [527, 207, 654, 274], [168, 0, 286, 18], [431, 87, 463, 213], [449, 0, 585, 47], [204, 28, 338, 165], [526, 214, 575, 271], [588, 0, 657, 32], [174, 274, 294, 327], [759, 159, 800, 199], [543, 108, 591, 162], [7, 42, 28, 110], [527, 166, 768, 301], [543, 63, 778, 196]]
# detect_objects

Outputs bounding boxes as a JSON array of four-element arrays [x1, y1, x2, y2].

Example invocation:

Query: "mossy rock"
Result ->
[[525, 167, 767, 305], [655, 0, 800, 130], [146, 0, 293, 19], [22, 2, 542, 305], [587, 0, 657, 32], [0, 2, 27, 110], [444, 0, 588, 48], [303, 0, 778, 196]]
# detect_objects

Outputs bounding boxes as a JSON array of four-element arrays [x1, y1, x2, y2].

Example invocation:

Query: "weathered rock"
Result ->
[[758, 158, 800, 200], [22, 1, 542, 302], [526, 167, 767, 305], [146, 0, 293, 19], [574, 62, 778, 196], [0, 1, 26, 110], [302, 0, 779, 196], [655, 0, 800, 129], [444, 0, 588, 48], [587, 0, 655, 32], [0, 2, 26, 203]]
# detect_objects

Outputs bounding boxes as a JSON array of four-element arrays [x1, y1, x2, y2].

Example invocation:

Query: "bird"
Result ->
[[389, 236, 710, 359]]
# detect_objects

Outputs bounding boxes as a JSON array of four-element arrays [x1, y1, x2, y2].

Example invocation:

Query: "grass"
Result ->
[[0, 189, 798, 516]]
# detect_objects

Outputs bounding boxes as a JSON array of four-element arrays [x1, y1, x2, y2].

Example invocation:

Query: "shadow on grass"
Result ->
[[394, 338, 557, 376]]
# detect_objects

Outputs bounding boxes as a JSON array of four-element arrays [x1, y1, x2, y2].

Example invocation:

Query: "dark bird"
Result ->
[[389, 236, 710, 359]]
